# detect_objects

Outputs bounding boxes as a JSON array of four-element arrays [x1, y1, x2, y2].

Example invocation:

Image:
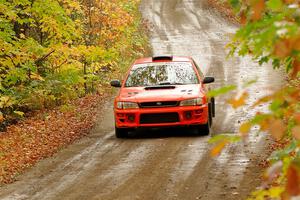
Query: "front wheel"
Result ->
[[196, 111, 211, 136], [197, 122, 210, 136], [115, 127, 129, 138]]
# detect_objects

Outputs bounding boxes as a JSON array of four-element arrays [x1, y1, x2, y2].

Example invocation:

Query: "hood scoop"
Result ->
[[144, 85, 176, 90], [127, 92, 139, 97]]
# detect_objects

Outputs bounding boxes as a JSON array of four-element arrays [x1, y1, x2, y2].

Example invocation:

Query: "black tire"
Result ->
[[211, 97, 215, 118], [196, 110, 211, 136], [115, 127, 129, 138], [208, 103, 213, 127], [198, 122, 210, 136]]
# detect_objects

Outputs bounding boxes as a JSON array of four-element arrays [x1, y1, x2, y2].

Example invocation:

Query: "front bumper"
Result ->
[[114, 104, 209, 128]]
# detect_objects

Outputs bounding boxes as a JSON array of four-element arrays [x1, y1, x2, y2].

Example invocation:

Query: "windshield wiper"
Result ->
[[158, 82, 184, 85]]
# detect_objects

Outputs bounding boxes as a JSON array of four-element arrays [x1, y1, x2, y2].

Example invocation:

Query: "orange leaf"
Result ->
[[292, 37, 300, 51], [251, 0, 265, 21], [274, 39, 293, 58], [240, 122, 251, 136], [292, 126, 300, 140], [269, 119, 286, 140], [0, 113, 4, 123], [240, 11, 247, 25], [211, 140, 229, 157], [294, 113, 300, 124], [259, 120, 270, 131], [291, 60, 300, 78], [286, 162, 300, 196], [283, 0, 295, 3], [228, 92, 249, 109]]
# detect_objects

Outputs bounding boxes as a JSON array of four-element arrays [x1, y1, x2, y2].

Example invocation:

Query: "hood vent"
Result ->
[[145, 85, 176, 90]]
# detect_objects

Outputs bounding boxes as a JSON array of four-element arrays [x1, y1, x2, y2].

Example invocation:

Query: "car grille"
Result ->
[[139, 101, 179, 108], [140, 113, 179, 124]]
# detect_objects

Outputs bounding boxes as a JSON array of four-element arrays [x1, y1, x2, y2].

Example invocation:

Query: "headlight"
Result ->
[[117, 102, 139, 109], [180, 98, 203, 106]]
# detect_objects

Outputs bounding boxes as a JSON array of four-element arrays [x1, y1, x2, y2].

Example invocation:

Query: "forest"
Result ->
[[0, 0, 148, 129]]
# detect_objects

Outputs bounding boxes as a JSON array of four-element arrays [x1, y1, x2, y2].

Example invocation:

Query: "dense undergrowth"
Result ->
[[0, 0, 149, 130]]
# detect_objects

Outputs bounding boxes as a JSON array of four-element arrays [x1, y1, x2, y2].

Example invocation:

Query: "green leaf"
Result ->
[[266, 0, 283, 12], [243, 79, 258, 88], [209, 134, 241, 144], [229, 0, 240, 11], [208, 85, 237, 97], [269, 99, 283, 112]]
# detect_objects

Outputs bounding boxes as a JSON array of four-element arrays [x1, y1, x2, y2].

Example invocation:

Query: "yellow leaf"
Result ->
[[228, 92, 249, 109], [240, 122, 251, 136], [259, 119, 270, 131], [292, 126, 300, 140], [13, 111, 24, 117], [251, 95, 273, 108], [0, 96, 14, 108], [20, 33, 26, 39], [30, 72, 45, 81], [211, 140, 229, 157], [269, 119, 286, 140]]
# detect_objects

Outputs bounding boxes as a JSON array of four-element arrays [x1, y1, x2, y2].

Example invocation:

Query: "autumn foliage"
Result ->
[[0, 0, 148, 129], [209, 0, 300, 199]]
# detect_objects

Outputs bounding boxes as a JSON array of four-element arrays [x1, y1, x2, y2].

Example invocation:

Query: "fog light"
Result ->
[[127, 114, 135, 122], [185, 111, 192, 119], [195, 109, 203, 114]]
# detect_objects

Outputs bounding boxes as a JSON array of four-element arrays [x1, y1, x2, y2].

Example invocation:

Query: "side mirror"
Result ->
[[110, 80, 121, 87], [203, 77, 215, 84]]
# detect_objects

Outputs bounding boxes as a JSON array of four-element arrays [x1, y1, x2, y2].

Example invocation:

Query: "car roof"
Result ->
[[133, 56, 193, 65]]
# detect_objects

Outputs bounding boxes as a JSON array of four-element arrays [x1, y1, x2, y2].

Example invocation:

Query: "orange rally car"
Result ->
[[110, 55, 215, 138]]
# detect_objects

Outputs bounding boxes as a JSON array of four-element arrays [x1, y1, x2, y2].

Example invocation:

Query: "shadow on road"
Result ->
[[125, 127, 207, 139]]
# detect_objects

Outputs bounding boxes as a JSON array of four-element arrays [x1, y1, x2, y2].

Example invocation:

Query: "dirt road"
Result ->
[[0, 0, 283, 199]]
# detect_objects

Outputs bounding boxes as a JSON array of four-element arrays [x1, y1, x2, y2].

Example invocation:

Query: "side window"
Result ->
[[192, 60, 204, 80]]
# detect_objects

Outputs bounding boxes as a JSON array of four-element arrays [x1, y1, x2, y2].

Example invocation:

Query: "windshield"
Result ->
[[125, 62, 199, 87]]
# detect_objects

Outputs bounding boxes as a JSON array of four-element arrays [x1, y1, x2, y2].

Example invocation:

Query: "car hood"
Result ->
[[118, 84, 204, 102]]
